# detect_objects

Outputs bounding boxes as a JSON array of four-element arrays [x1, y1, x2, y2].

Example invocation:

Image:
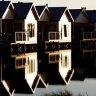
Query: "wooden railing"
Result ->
[[83, 32, 96, 40], [48, 32, 60, 40]]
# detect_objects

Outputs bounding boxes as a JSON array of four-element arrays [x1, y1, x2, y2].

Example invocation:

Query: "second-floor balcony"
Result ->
[[83, 32, 96, 40], [15, 32, 29, 43]]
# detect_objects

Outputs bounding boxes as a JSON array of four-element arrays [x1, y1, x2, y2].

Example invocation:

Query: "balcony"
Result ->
[[83, 32, 96, 40], [48, 32, 60, 41], [15, 32, 29, 43]]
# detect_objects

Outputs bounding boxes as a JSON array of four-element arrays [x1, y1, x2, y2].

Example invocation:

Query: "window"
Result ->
[[65, 56, 67, 67], [64, 25, 67, 37], [49, 54, 59, 63], [64, 56, 69, 67], [27, 23, 35, 37], [61, 55, 69, 67], [15, 58, 26, 69], [26, 57, 35, 73]]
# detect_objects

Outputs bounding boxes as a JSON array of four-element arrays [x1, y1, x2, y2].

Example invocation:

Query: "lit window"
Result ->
[[27, 23, 35, 37], [15, 58, 26, 69], [65, 56, 67, 67], [65, 56, 69, 67], [26, 57, 35, 73]]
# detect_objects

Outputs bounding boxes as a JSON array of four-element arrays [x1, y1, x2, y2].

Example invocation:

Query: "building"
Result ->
[[48, 7, 73, 43], [46, 50, 74, 85], [13, 2, 37, 44], [10, 52, 48, 94], [69, 8, 88, 49], [0, 1, 14, 43], [35, 4, 51, 43]]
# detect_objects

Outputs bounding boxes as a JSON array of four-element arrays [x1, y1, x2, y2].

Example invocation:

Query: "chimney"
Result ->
[[81, 7, 86, 10], [46, 4, 48, 7]]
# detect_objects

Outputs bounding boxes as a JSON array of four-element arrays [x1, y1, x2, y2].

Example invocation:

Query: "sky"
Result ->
[[4, 0, 96, 9]]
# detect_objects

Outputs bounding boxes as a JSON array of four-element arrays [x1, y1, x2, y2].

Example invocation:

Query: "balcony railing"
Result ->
[[15, 32, 29, 42], [48, 32, 60, 40], [83, 32, 96, 40]]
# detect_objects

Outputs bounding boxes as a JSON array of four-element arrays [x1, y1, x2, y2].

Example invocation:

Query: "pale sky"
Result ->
[[3, 0, 96, 9]]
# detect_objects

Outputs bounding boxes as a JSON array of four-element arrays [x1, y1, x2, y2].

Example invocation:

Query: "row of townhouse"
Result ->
[[0, 1, 95, 48], [0, 1, 73, 45]]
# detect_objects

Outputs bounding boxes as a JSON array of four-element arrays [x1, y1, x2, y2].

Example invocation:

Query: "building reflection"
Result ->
[[83, 50, 96, 78], [46, 50, 74, 85], [0, 57, 15, 96], [11, 52, 48, 94], [72, 50, 96, 81], [0, 49, 75, 95]]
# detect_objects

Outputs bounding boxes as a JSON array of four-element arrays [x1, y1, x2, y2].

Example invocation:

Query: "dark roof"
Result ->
[[47, 64, 67, 85], [13, 2, 32, 19], [86, 10, 96, 22], [49, 7, 67, 21], [48, 71, 66, 85], [13, 79, 33, 94], [0, 1, 10, 18], [35, 6, 45, 16], [0, 81, 14, 96], [69, 9, 82, 21]]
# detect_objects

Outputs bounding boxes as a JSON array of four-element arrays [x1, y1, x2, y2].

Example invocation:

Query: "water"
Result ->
[[0, 49, 96, 96]]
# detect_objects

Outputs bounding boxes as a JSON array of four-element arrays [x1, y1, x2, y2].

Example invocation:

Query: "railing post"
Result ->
[[49, 32, 50, 40], [22, 32, 23, 41], [15, 32, 16, 42]]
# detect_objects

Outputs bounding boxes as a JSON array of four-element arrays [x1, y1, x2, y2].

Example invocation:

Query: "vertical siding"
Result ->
[[94, 23, 96, 31], [25, 9, 37, 44], [14, 20, 24, 31], [0, 19, 2, 42]]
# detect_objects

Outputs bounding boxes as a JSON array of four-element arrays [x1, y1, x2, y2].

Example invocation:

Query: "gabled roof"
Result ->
[[13, 2, 33, 19], [86, 10, 96, 22], [47, 64, 74, 85], [48, 69, 74, 85], [49, 7, 67, 21], [0, 80, 15, 96], [13, 74, 48, 94], [69, 9, 82, 21], [69, 9, 88, 22], [0, 1, 10, 18], [35, 6, 45, 16], [48, 71, 66, 85]]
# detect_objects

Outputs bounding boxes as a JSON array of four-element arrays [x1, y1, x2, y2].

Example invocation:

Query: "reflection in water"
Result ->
[[46, 50, 74, 85], [0, 49, 74, 95], [12, 53, 38, 94], [11, 52, 48, 94], [1, 48, 96, 96]]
